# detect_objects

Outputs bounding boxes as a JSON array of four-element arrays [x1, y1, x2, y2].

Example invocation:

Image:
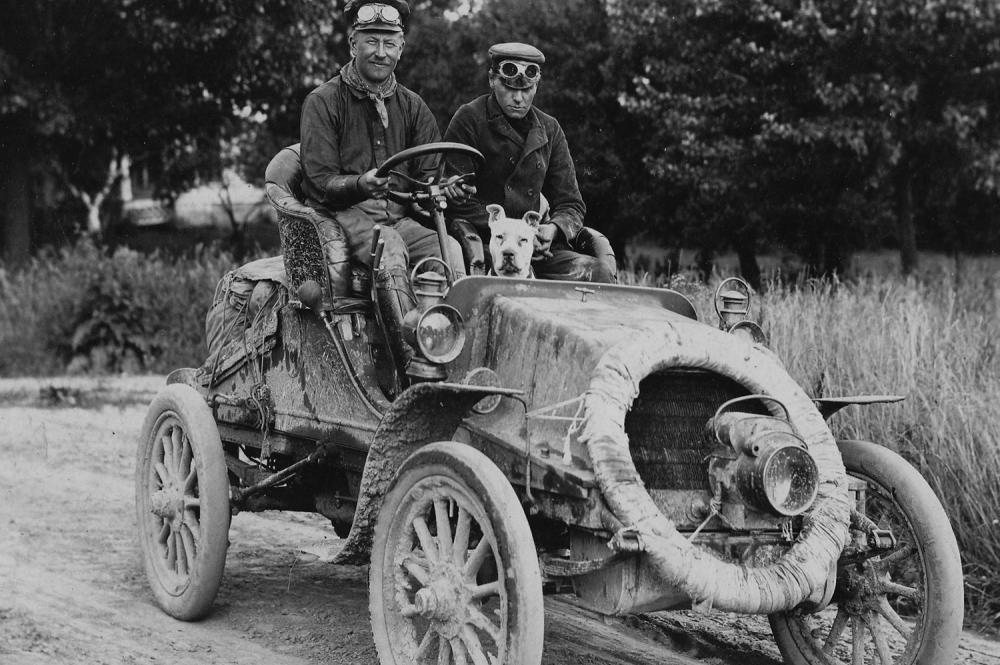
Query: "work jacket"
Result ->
[[443, 94, 585, 242], [300, 72, 440, 222]]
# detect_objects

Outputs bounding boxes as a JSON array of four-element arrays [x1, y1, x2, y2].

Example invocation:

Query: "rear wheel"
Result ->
[[769, 439, 963, 664], [135, 384, 231, 620], [370, 441, 544, 665]]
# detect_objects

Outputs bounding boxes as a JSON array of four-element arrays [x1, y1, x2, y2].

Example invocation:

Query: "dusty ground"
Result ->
[[0, 376, 997, 665]]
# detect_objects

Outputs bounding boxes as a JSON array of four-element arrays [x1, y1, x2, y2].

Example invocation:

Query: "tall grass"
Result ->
[[757, 269, 1000, 632], [0, 240, 241, 376]]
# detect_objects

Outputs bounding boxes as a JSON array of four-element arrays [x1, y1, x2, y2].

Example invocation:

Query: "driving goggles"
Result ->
[[355, 3, 402, 27], [495, 60, 542, 82]]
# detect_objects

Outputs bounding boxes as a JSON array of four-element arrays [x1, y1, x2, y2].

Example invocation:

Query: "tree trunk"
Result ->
[[1, 134, 32, 266], [895, 169, 918, 276], [735, 235, 761, 291]]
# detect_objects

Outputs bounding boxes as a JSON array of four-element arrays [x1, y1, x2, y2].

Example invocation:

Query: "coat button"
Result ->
[[528, 189, 534, 196], [536, 162, 541, 169]]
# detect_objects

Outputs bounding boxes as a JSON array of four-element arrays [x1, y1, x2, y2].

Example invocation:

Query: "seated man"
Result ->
[[299, 0, 467, 370], [443, 42, 615, 283]]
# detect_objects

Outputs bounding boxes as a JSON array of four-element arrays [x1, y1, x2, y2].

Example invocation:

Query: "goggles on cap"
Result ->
[[495, 60, 541, 82], [355, 3, 402, 28]]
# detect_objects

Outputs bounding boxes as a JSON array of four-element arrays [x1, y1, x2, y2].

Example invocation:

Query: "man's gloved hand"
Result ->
[[358, 168, 390, 198], [532, 223, 558, 262], [441, 175, 476, 203]]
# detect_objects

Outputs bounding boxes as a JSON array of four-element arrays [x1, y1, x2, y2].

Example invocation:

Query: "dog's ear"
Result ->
[[522, 210, 542, 229], [486, 204, 505, 226]]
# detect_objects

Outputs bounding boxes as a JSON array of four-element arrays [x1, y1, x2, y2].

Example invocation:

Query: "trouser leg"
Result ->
[[533, 240, 617, 284], [448, 218, 487, 275], [394, 217, 468, 280], [313, 215, 352, 298]]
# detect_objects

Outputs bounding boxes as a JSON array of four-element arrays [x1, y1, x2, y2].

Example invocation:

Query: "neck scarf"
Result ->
[[342, 59, 397, 129]]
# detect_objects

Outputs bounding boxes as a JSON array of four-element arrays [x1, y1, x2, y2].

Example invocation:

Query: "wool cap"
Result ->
[[488, 42, 545, 66]]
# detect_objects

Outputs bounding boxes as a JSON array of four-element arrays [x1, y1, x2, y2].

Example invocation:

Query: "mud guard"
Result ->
[[814, 394, 905, 419], [333, 381, 523, 564]]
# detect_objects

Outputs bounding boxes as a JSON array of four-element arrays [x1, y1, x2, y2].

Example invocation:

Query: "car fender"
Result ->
[[332, 381, 522, 564]]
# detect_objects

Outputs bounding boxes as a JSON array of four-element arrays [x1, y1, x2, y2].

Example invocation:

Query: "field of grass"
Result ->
[[1, 242, 998, 633], [627, 250, 1000, 633]]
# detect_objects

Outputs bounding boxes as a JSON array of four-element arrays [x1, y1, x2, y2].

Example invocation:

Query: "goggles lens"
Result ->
[[497, 60, 541, 81], [356, 3, 402, 26]]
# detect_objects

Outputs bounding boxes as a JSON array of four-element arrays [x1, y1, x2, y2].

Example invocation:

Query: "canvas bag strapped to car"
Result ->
[[199, 255, 290, 386]]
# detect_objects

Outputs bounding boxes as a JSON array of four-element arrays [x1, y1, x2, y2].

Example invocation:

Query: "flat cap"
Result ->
[[345, 0, 410, 32], [488, 42, 545, 66]]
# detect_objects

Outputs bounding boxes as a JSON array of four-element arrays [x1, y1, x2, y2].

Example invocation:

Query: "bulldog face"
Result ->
[[487, 204, 540, 278]]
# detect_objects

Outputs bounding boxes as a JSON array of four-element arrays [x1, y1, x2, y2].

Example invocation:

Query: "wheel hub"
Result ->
[[150, 485, 185, 524], [837, 560, 885, 615], [414, 564, 470, 639]]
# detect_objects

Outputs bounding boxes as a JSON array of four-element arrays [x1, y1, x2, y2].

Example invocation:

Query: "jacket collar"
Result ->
[[486, 94, 547, 155]]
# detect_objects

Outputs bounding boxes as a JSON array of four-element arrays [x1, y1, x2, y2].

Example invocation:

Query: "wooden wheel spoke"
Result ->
[[450, 637, 469, 665], [182, 518, 201, 548], [157, 521, 170, 545], [460, 625, 491, 665], [176, 530, 190, 576], [184, 496, 200, 509], [416, 626, 437, 661], [184, 465, 197, 493], [166, 530, 178, 570], [470, 580, 501, 601], [877, 597, 911, 637], [437, 637, 451, 665], [880, 580, 921, 602], [403, 555, 430, 586], [463, 538, 492, 579], [171, 427, 184, 471], [179, 438, 193, 476], [467, 606, 502, 642], [823, 606, 850, 653], [180, 523, 198, 563], [154, 462, 170, 487], [850, 615, 866, 665], [452, 507, 471, 564], [878, 544, 916, 567], [434, 498, 453, 558], [160, 431, 175, 472], [414, 515, 440, 563], [866, 613, 894, 665]]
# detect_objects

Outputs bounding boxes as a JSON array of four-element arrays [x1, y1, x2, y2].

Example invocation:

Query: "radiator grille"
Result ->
[[624, 369, 768, 490]]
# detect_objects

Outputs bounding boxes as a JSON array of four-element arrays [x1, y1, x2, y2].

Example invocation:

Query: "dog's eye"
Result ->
[[494, 234, 504, 241], [518, 238, 528, 246]]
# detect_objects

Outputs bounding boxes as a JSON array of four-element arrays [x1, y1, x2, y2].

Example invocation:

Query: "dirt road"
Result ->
[[1, 377, 997, 665]]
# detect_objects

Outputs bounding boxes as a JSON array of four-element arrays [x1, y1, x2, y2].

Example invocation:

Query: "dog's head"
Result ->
[[487, 204, 539, 278]]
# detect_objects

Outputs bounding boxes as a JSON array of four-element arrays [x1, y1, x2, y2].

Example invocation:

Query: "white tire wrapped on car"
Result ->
[[580, 318, 852, 614]]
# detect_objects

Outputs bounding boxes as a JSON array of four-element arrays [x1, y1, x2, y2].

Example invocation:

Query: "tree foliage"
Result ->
[[3, 0, 1000, 276], [611, 0, 1000, 276]]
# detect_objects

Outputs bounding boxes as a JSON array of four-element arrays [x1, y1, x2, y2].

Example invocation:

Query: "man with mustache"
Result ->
[[444, 42, 615, 283], [298, 0, 468, 373]]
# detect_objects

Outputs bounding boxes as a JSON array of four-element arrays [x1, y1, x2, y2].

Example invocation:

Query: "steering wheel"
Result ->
[[373, 142, 484, 211]]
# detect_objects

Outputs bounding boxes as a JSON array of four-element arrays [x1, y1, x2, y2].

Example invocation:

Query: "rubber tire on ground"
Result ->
[[135, 383, 231, 621], [769, 439, 963, 664], [370, 441, 544, 665]]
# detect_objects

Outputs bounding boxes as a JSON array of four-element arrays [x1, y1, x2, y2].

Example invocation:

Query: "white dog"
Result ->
[[486, 203, 540, 278]]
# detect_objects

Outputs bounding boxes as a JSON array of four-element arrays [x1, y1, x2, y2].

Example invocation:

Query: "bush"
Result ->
[[0, 239, 247, 376]]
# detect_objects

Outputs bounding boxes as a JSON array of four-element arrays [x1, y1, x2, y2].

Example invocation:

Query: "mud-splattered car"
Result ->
[[136, 142, 963, 665]]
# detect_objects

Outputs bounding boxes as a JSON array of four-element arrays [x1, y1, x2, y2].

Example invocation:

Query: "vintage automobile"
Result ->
[[135, 142, 963, 665]]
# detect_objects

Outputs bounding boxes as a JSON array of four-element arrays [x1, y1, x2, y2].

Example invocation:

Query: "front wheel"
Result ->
[[369, 441, 544, 665], [135, 384, 231, 620], [770, 439, 963, 664]]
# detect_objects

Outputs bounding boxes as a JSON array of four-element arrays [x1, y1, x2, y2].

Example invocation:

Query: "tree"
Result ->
[[609, 0, 1000, 277], [0, 0, 342, 262]]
